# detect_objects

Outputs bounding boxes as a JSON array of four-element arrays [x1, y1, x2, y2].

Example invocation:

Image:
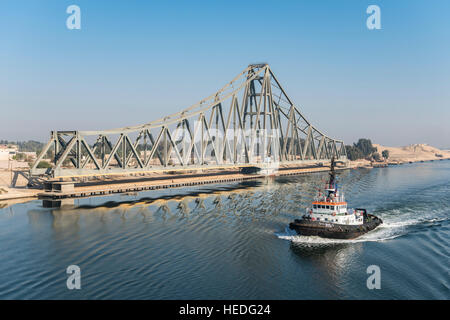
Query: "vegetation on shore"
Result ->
[[36, 161, 52, 169], [345, 138, 389, 161]]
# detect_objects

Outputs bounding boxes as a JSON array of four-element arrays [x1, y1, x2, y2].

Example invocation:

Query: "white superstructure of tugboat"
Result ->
[[289, 157, 382, 239]]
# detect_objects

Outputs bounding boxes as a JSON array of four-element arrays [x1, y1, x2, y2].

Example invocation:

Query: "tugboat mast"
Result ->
[[326, 156, 337, 197], [329, 157, 336, 185]]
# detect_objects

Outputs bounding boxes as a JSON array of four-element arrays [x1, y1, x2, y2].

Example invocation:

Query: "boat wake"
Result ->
[[276, 214, 447, 245]]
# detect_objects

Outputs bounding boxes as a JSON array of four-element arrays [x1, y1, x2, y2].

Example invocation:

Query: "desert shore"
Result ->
[[348, 143, 450, 168]]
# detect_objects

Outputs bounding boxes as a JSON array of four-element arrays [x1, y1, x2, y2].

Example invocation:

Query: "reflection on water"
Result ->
[[0, 161, 449, 299], [289, 241, 364, 287]]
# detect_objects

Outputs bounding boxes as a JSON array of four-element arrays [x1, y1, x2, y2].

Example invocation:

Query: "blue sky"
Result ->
[[1, 0, 449, 147]]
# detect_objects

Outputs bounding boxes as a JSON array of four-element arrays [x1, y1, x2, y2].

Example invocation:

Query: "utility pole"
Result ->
[[9, 154, 12, 187]]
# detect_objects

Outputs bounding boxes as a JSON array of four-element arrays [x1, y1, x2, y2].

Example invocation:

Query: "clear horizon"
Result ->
[[1, 0, 449, 148]]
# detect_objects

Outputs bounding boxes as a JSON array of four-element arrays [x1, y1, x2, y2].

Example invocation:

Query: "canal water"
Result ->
[[0, 161, 448, 299]]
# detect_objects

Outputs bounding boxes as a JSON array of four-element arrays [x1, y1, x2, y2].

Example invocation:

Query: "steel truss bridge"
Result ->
[[31, 64, 347, 178]]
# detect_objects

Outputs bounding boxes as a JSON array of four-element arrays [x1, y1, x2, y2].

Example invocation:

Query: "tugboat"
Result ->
[[289, 158, 382, 239]]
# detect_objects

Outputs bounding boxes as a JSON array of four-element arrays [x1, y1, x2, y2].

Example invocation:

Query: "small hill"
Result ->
[[373, 143, 450, 162]]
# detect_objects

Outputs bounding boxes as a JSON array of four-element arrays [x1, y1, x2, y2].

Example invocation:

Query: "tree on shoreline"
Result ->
[[382, 149, 389, 160], [373, 152, 381, 162], [345, 138, 377, 161]]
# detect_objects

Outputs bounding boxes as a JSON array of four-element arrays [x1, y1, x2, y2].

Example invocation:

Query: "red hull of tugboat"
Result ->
[[289, 214, 382, 239]]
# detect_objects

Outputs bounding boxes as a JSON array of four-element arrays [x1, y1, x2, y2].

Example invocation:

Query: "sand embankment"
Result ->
[[372, 143, 450, 163]]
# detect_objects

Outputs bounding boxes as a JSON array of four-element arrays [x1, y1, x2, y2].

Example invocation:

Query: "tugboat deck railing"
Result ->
[[312, 201, 347, 206]]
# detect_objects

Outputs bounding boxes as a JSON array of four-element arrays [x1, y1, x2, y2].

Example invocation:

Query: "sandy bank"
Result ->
[[348, 143, 450, 168]]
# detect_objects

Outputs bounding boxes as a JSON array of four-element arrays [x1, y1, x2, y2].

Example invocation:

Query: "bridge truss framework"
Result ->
[[31, 64, 347, 178]]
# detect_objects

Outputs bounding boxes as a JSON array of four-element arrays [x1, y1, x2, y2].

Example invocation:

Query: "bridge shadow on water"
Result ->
[[22, 172, 342, 241], [29, 179, 286, 226], [74, 180, 264, 210]]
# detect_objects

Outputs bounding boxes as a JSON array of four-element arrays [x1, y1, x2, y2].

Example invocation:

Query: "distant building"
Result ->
[[0, 145, 18, 161]]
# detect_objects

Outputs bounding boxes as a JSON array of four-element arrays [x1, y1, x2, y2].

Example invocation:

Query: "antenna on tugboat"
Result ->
[[329, 156, 336, 188]]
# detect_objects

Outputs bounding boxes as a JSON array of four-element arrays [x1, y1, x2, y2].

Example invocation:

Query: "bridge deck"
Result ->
[[38, 165, 348, 201]]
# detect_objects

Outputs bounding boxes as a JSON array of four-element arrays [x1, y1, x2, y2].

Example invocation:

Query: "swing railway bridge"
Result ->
[[31, 64, 348, 200]]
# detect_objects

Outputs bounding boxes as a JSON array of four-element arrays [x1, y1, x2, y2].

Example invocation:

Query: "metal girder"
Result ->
[[31, 64, 347, 178]]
